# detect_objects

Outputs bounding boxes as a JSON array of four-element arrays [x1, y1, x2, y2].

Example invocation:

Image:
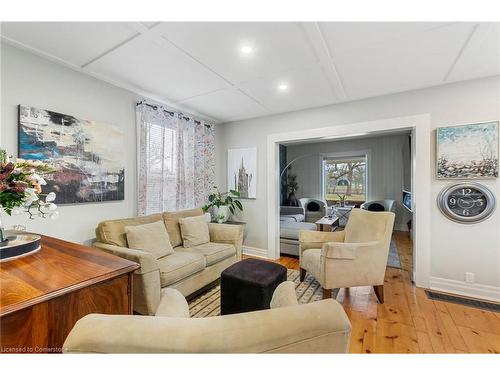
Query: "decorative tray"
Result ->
[[0, 231, 41, 262]]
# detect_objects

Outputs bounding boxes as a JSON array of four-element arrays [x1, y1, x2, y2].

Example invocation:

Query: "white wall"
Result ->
[[0, 43, 139, 245], [286, 133, 412, 229], [216, 76, 500, 295]]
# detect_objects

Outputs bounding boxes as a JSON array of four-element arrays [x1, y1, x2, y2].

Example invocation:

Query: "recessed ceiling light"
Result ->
[[240, 45, 253, 55], [278, 83, 289, 91]]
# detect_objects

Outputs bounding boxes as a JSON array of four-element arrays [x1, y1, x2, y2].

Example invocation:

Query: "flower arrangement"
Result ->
[[0, 149, 59, 220]]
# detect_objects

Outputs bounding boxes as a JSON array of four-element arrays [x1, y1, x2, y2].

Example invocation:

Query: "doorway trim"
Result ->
[[267, 114, 431, 288]]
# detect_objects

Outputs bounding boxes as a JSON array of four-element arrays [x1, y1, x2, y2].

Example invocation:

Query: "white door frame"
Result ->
[[267, 114, 431, 288]]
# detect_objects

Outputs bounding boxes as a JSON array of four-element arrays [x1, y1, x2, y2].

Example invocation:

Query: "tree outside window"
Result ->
[[323, 156, 367, 204]]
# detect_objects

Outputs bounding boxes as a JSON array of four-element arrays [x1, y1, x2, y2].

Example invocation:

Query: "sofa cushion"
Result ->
[[176, 242, 236, 266], [163, 208, 204, 248], [125, 221, 174, 259], [96, 213, 163, 247], [178, 215, 210, 248], [157, 252, 206, 287]]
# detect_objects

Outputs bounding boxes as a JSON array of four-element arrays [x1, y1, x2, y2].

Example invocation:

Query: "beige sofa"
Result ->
[[63, 282, 352, 353], [94, 208, 243, 315]]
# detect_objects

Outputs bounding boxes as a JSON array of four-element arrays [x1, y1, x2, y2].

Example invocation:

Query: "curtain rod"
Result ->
[[136, 101, 211, 127]]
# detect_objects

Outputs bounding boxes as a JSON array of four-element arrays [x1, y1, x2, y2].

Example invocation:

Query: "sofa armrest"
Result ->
[[208, 223, 243, 258], [321, 241, 379, 260], [155, 289, 190, 318], [270, 281, 298, 309], [299, 230, 345, 254], [93, 242, 159, 275], [63, 299, 351, 353]]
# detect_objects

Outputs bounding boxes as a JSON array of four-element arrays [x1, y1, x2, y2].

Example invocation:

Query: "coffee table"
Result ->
[[315, 215, 340, 232]]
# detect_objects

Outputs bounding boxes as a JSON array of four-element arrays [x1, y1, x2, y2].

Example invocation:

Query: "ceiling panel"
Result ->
[[159, 22, 318, 84], [331, 23, 477, 98], [1, 21, 498, 123], [0, 22, 139, 66], [319, 22, 451, 54], [238, 65, 337, 114], [447, 23, 500, 82], [178, 88, 268, 122], [86, 37, 231, 102]]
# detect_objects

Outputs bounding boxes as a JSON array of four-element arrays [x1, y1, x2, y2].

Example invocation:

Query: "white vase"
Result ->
[[213, 206, 230, 223]]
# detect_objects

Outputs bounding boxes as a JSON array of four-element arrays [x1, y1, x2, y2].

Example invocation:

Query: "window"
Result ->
[[322, 155, 367, 203]]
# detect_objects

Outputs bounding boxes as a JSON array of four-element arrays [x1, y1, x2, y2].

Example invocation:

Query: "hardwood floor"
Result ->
[[252, 231, 500, 353]]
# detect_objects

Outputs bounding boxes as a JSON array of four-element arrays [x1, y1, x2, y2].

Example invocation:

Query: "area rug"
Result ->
[[189, 241, 401, 317], [188, 269, 322, 317], [388, 239, 402, 269]]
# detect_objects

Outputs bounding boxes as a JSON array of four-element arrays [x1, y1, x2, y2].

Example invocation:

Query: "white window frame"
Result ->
[[319, 149, 372, 203]]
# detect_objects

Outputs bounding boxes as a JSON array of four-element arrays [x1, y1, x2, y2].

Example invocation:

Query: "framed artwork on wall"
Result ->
[[18, 104, 125, 204], [436, 121, 498, 179], [227, 148, 257, 199]]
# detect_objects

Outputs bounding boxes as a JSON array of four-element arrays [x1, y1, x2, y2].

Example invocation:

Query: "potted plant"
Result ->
[[0, 149, 59, 244], [202, 187, 243, 223], [286, 173, 299, 206]]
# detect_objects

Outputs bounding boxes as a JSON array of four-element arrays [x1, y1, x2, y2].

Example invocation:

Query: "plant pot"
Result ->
[[212, 206, 231, 223], [287, 192, 299, 207]]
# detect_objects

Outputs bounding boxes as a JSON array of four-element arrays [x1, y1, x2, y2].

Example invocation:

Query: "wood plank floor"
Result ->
[[247, 231, 500, 353]]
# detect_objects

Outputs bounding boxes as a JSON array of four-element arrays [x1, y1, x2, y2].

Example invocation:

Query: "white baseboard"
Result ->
[[242, 246, 268, 259], [429, 276, 500, 302]]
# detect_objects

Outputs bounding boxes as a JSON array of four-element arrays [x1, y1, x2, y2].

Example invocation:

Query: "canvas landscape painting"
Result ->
[[227, 148, 256, 198], [18, 105, 125, 204], [437, 121, 499, 179]]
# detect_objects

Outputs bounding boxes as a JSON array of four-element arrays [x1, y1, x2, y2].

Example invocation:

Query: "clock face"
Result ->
[[438, 183, 496, 224], [447, 187, 487, 217]]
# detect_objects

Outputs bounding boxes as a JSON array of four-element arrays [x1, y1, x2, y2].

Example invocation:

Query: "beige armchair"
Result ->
[[299, 209, 395, 302], [63, 283, 352, 354]]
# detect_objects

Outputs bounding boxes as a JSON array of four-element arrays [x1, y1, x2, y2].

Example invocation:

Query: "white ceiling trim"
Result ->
[[301, 22, 347, 100], [0, 34, 220, 123], [443, 23, 479, 81]]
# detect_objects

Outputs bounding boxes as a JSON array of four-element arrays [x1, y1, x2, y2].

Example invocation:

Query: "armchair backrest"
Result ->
[[298, 198, 327, 212], [344, 208, 395, 244]]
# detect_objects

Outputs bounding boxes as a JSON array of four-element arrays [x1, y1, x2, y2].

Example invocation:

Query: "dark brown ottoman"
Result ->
[[220, 258, 287, 315]]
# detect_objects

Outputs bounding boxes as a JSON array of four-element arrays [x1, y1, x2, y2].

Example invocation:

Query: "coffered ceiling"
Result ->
[[1, 22, 498, 123]]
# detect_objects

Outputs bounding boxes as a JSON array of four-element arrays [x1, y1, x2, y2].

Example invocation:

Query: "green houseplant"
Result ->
[[202, 187, 243, 223]]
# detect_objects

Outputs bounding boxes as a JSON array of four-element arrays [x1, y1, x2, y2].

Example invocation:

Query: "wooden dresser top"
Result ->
[[0, 235, 139, 316]]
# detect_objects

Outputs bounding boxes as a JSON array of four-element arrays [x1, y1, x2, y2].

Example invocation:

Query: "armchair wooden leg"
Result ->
[[373, 285, 384, 303], [300, 268, 306, 282], [322, 288, 332, 299]]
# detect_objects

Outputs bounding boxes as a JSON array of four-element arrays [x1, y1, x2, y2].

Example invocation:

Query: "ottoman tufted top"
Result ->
[[222, 258, 287, 287]]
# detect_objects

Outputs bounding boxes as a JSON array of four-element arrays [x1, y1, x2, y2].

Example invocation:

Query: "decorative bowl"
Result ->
[[0, 230, 41, 262]]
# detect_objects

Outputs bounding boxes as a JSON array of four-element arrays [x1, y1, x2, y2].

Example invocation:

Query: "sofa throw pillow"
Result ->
[[125, 221, 174, 259], [179, 215, 210, 248]]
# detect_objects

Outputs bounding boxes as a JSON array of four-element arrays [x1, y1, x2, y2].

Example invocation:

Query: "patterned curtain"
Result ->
[[136, 102, 215, 216]]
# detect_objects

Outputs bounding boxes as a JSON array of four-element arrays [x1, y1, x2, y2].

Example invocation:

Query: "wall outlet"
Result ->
[[465, 272, 475, 284]]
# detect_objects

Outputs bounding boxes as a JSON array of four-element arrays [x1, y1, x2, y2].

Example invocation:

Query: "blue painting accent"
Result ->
[[19, 126, 60, 160]]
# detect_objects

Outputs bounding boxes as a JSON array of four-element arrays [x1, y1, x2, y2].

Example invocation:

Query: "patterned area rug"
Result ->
[[189, 269, 322, 318], [188, 240, 401, 317]]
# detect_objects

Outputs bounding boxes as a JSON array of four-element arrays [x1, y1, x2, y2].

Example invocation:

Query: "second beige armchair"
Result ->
[[299, 209, 395, 302]]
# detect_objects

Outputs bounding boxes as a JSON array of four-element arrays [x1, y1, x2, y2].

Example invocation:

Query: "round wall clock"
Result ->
[[437, 182, 496, 224]]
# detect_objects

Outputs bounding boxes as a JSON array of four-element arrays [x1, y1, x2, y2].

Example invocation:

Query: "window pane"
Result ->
[[324, 156, 366, 202]]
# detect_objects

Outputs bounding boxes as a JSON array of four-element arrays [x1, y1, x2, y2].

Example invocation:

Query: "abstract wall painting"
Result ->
[[18, 105, 125, 204], [436, 121, 499, 179], [227, 148, 256, 199]]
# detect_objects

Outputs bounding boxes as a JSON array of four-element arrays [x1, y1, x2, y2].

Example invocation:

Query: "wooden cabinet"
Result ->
[[0, 235, 139, 353]]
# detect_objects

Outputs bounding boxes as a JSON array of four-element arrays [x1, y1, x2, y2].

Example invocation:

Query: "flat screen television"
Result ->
[[402, 190, 412, 212]]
